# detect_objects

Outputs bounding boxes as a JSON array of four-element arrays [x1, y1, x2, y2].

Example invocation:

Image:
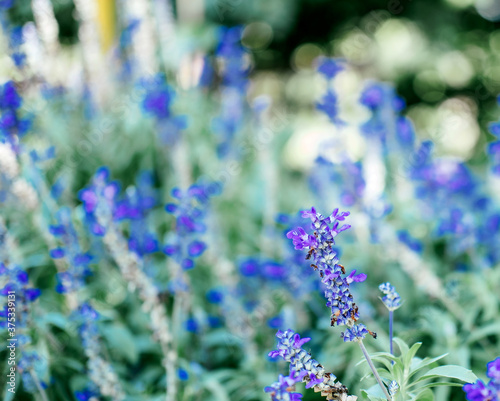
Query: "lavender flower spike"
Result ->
[[286, 207, 370, 341], [379, 282, 402, 311], [264, 370, 306, 401], [268, 329, 358, 401], [463, 357, 500, 401]]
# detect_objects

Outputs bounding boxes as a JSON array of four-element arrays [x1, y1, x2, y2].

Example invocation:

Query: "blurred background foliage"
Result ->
[[1, 0, 500, 400]]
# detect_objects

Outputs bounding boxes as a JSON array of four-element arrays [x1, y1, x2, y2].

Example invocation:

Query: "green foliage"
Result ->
[[360, 338, 478, 401]]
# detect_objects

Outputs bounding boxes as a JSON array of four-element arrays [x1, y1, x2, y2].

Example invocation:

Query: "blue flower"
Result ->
[[317, 57, 344, 80], [487, 357, 500, 383], [185, 318, 198, 333], [397, 230, 422, 253], [264, 370, 305, 400], [287, 207, 368, 330], [463, 380, 497, 401], [267, 315, 283, 329], [178, 368, 189, 381], [379, 282, 402, 311], [316, 90, 344, 125], [163, 182, 216, 270], [268, 329, 353, 397], [206, 289, 223, 304]]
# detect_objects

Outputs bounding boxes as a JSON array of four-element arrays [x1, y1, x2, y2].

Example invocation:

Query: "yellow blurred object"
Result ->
[[96, 0, 116, 51]]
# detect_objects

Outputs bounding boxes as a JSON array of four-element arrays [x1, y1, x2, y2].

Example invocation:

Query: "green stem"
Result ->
[[30, 369, 49, 401], [357, 339, 391, 401]]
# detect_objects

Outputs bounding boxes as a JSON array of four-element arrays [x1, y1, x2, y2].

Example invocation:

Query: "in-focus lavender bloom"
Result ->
[[163, 182, 217, 270], [268, 329, 357, 400], [264, 370, 305, 401], [463, 357, 500, 401], [286, 207, 370, 341]]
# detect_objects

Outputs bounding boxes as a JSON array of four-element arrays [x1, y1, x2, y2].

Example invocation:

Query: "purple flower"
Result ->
[[185, 318, 198, 333], [0, 81, 22, 110], [341, 324, 369, 342], [305, 373, 323, 389], [264, 371, 305, 401], [287, 207, 367, 330], [25, 288, 41, 302], [188, 240, 206, 257], [50, 248, 65, 259], [178, 368, 189, 381], [268, 329, 352, 398], [487, 358, 500, 383], [317, 57, 344, 80], [16, 270, 29, 284], [316, 90, 344, 125], [240, 258, 259, 276], [360, 84, 385, 109], [463, 380, 497, 401], [379, 282, 402, 311], [206, 289, 223, 304]]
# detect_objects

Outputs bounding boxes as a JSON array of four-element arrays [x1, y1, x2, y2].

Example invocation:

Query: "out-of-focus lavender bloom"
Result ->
[[199, 56, 214, 88], [0, 263, 41, 329], [140, 74, 187, 145], [115, 171, 159, 257], [17, 351, 47, 394], [316, 90, 344, 125], [0, 81, 31, 147], [0, 0, 14, 9], [309, 156, 365, 209], [75, 386, 99, 401], [72, 303, 124, 400], [286, 207, 369, 340], [8, 26, 26, 68], [49, 207, 94, 293], [359, 82, 410, 152], [212, 26, 249, 158], [315, 58, 345, 125], [78, 166, 120, 236], [316, 57, 344, 80], [163, 182, 217, 270], [397, 230, 423, 253]]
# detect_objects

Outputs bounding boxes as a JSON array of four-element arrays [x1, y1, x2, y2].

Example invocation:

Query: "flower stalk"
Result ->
[[357, 339, 391, 401]]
